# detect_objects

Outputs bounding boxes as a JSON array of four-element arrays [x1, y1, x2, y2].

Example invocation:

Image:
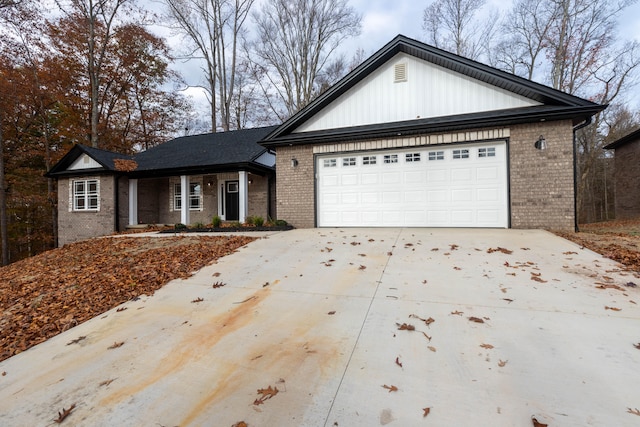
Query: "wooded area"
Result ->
[[0, 0, 639, 264]]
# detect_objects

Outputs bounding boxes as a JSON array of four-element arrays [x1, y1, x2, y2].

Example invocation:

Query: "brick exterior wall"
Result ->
[[58, 175, 118, 246], [274, 145, 315, 227], [613, 140, 640, 219], [509, 120, 575, 230], [275, 121, 576, 231]]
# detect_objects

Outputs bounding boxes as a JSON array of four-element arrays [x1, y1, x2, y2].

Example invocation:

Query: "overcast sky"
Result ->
[[159, 0, 640, 120]]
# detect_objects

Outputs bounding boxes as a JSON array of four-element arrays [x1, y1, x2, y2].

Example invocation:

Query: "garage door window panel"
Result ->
[[453, 149, 470, 159], [363, 156, 377, 165], [383, 154, 398, 164]]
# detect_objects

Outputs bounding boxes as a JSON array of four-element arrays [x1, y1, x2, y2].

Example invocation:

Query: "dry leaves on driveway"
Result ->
[[0, 235, 255, 362]]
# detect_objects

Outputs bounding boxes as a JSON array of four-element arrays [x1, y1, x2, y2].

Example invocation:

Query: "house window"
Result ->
[[323, 158, 337, 168], [478, 147, 496, 158], [343, 157, 357, 166], [73, 179, 99, 211], [428, 151, 444, 161], [405, 153, 421, 162], [362, 156, 377, 165], [383, 154, 398, 164], [453, 149, 470, 159], [174, 182, 202, 211]]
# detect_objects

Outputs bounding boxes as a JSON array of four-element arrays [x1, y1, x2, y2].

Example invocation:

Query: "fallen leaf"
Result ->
[[232, 422, 248, 427], [395, 356, 403, 368], [350, 242, 360, 246], [531, 275, 547, 283], [358, 265, 366, 270], [431, 248, 439, 251], [212, 272, 221, 277], [422, 280, 427, 284], [262, 282, 270, 288], [387, 251, 393, 256], [563, 251, 578, 255], [358, 253, 366, 257], [422, 332, 432, 341], [453, 266, 461, 270], [628, 408, 640, 416], [409, 314, 435, 327], [99, 379, 115, 387], [2, 371, 6, 376], [54, 403, 76, 424], [605, 306, 622, 311], [480, 344, 494, 349], [66, 336, 86, 346], [116, 307, 127, 312], [450, 310, 463, 316], [422, 407, 431, 417], [191, 297, 204, 303], [633, 343, 640, 350], [212, 281, 226, 288], [428, 346, 437, 352], [502, 298, 514, 303], [450, 244, 459, 250], [487, 247, 513, 254], [626, 282, 638, 288], [500, 288, 508, 293], [468, 317, 485, 323], [498, 359, 508, 367], [108, 341, 125, 349], [254, 385, 279, 405], [396, 323, 415, 331], [382, 384, 398, 392], [531, 417, 547, 427], [596, 283, 624, 291], [328, 311, 336, 315]]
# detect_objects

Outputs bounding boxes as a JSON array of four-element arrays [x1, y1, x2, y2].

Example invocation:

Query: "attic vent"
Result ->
[[394, 63, 407, 83], [83, 155, 90, 164]]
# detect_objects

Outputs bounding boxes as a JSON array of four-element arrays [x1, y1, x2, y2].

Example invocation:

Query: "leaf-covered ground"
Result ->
[[555, 218, 640, 273], [0, 235, 256, 362]]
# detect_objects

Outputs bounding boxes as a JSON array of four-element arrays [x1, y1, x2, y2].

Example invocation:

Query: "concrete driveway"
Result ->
[[1, 228, 639, 426]]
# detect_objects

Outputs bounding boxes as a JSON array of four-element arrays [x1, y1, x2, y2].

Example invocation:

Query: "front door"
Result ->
[[225, 181, 240, 221]]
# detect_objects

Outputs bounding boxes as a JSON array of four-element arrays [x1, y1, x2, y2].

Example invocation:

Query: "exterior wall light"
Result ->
[[534, 135, 547, 150], [291, 158, 299, 167]]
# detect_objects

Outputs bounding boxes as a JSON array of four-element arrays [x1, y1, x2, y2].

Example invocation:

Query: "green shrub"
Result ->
[[212, 215, 222, 228], [274, 219, 287, 226], [253, 216, 264, 227], [229, 221, 242, 228], [175, 223, 187, 230], [193, 221, 205, 229], [244, 215, 255, 226]]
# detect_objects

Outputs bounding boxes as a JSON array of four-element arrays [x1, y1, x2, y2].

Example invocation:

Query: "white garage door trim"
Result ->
[[316, 141, 509, 227]]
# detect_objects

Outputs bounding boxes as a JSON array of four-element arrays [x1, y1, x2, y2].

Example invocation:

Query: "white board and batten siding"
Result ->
[[68, 154, 102, 171], [316, 142, 508, 228], [295, 53, 541, 133]]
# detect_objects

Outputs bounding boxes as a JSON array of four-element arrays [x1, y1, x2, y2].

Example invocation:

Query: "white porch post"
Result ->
[[180, 175, 190, 225], [239, 171, 248, 223], [128, 179, 138, 225]]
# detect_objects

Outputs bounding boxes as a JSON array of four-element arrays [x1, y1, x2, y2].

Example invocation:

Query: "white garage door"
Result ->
[[317, 142, 508, 227]]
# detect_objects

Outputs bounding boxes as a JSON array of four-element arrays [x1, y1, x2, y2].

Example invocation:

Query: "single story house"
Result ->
[[49, 34, 605, 246], [604, 127, 640, 219], [260, 35, 605, 230], [47, 126, 277, 246]]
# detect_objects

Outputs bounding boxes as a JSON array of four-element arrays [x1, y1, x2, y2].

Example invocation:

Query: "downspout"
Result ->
[[114, 175, 120, 233], [572, 117, 592, 232]]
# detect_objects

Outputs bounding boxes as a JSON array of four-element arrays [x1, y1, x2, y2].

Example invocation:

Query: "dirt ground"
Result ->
[[554, 218, 640, 273]]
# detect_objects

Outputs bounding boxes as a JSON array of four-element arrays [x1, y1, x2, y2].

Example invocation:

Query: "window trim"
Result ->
[[173, 181, 203, 211], [72, 178, 99, 211]]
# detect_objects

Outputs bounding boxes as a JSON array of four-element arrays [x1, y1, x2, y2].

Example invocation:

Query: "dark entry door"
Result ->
[[225, 181, 239, 221]]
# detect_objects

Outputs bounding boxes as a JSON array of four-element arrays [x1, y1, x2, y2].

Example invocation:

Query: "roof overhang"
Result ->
[[127, 162, 274, 179], [262, 105, 606, 148], [603, 127, 640, 149]]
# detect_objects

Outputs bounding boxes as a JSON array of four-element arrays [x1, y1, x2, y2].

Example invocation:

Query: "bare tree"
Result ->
[[250, 0, 361, 119], [165, 0, 255, 132], [422, 0, 496, 60], [54, 0, 134, 148]]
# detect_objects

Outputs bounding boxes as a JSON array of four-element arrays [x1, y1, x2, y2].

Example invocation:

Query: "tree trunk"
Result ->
[[0, 109, 8, 265]]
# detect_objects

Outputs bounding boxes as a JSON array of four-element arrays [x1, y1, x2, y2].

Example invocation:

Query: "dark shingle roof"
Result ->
[[134, 126, 277, 172], [604, 127, 640, 150], [47, 126, 277, 178], [261, 34, 605, 147]]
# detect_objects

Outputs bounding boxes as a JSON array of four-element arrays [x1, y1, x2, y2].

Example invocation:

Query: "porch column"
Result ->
[[239, 171, 248, 223], [128, 179, 138, 225], [180, 175, 190, 225]]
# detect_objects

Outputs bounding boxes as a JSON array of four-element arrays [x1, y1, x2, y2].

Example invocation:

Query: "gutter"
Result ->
[[572, 117, 593, 232]]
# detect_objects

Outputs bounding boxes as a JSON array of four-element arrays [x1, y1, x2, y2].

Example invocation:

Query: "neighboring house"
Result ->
[[260, 35, 605, 231], [47, 126, 277, 246], [604, 127, 640, 220]]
